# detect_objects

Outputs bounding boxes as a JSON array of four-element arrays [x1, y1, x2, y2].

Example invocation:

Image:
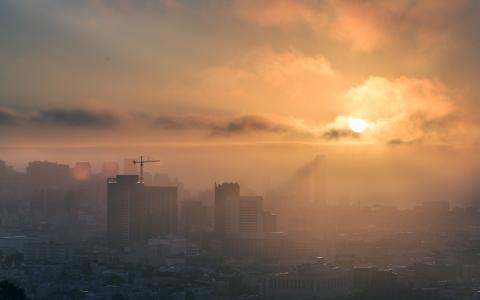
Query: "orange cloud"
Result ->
[[335, 76, 475, 145], [234, 0, 469, 51], [233, 0, 325, 29], [199, 47, 343, 120]]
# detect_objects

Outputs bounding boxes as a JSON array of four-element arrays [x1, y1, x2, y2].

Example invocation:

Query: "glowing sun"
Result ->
[[348, 117, 368, 133]]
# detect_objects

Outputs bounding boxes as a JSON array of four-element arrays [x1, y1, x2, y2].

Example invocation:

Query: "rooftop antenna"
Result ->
[[133, 155, 160, 183]]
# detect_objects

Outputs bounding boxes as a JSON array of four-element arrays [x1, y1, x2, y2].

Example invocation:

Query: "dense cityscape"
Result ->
[[0, 157, 478, 300], [3, 0, 480, 299]]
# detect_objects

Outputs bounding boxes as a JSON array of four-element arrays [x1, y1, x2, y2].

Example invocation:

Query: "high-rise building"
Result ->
[[263, 211, 277, 233], [26, 161, 71, 188], [226, 196, 264, 237], [123, 158, 138, 175], [180, 200, 210, 234], [107, 175, 145, 249], [144, 186, 178, 237], [72, 162, 91, 181], [214, 182, 240, 236]]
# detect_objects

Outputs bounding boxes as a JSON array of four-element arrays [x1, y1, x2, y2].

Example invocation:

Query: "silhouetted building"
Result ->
[[180, 200, 210, 234], [30, 188, 63, 222], [262, 259, 352, 299], [214, 182, 240, 236], [72, 162, 91, 181], [144, 186, 178, 237], [26, 161, 71, 189], [263, 211, 277, 233], [226, 195, 264, 237], [107, 175, 145, 249], [24, 241, 70, 262]]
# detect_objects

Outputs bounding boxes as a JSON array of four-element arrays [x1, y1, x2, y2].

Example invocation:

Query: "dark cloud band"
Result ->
[[31, 109, 120, 128]]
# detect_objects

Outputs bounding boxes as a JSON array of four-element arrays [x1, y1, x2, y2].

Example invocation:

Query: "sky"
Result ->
[[1, 0, 480, 204]]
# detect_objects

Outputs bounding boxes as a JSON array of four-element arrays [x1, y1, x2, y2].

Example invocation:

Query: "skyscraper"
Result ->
[[144, 186, 178, 237], [72, 162, 91, 181], [214, 182, 240, 236], [107, 175, 145, 249], [226, 196, 264, 237]]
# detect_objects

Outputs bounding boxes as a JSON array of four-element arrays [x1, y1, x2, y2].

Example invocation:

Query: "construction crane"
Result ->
[[133, 156, 160, 183]]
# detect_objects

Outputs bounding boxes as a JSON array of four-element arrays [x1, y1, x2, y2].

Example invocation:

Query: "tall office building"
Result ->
[[144, 186, 178, 237], [72, 162, 91, 181], [107, 175, 145, 249], [226, 196, 264, 237], [26, 161, 71, 189], [263, 211, 277, 233], [181, 200, 210, 234], [214, 182, 240, 236]]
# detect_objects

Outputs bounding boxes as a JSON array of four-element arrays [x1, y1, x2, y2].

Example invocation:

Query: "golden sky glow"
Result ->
[[0, 0, 479, 152]]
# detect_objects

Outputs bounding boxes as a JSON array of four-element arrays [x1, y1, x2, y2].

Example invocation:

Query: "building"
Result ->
[[225, 232, 292, 259], [214, 182, 240, 236], [107, 175, 145, 249], [24, 241, 70, 262], [0, 236, 40, 256], [180, 200, 210, 234], [263, 211, 277, 233], [72, 162, 92, 181], [353, 267, 397, 295], [262, 260, 352, 299], [144, 186, 178, 237], [26, 161, 71, 189], [226, 196, 264, 237]]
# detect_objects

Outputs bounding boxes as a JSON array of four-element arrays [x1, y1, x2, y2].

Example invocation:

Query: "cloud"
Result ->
[[234, 0, 469, 51], [233, 0, 325, 29], [322, 129, 358, 140], [32, 109, 120, 128], [334, 76, 477, 145], [198, 47, 342, 120], [328, 0, 468, 51], [0, 108, 20, 126], [153, 114, 319, 138]]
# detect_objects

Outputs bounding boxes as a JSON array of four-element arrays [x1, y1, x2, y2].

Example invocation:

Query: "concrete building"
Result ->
[[72, 162, 91, 181], [107, 175, 145, 249], [262, 260, 352, 299], [226, 196, 264, 237], [144, 186, 178, 237], [0, 236, 40, 256], [180, 200, 210, 234], [214, 182, 240, 236], [24, 241, 70, 262]]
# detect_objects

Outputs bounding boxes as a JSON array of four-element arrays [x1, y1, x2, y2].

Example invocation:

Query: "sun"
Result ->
[[348, 117, 368, 133]]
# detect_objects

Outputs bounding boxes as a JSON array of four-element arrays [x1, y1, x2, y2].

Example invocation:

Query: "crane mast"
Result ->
[[133, 155, 160, 183]]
